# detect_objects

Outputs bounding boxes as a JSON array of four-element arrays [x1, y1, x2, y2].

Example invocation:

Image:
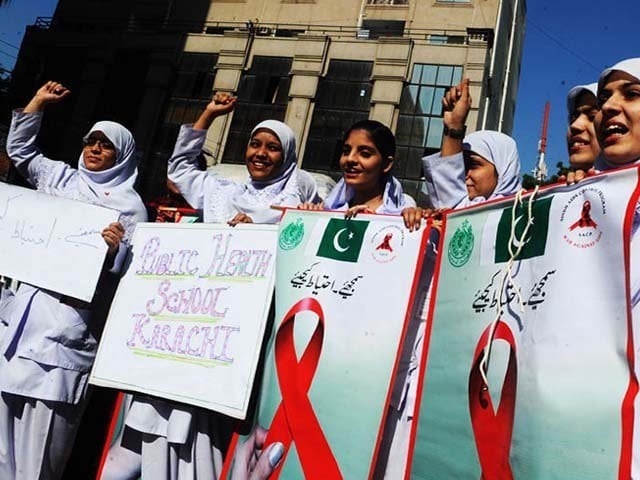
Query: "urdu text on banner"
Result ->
[[408, 166, 640, 479], [222, 210, 430, 479]]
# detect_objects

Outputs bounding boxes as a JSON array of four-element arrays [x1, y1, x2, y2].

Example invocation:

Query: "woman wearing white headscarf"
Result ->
[[101, 93, 317, 480], [588, 57, 640, 479], [566, 82, 600, 171], [592, 58, 640, 303], [421, 78, 521, 211], [594, 58, 640, 173], [167, 93, 318, 225], [423, 129, 522, 210], [320, 120, 416, 215], [0, 81, 147, 480]]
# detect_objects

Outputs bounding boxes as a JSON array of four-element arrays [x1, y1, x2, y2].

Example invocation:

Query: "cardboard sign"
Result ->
[[0, 183, 118, 301], [90, 223, 278, 419]]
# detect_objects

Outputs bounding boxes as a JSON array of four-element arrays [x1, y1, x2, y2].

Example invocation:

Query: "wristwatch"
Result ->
[[443, 124, 467, 139]]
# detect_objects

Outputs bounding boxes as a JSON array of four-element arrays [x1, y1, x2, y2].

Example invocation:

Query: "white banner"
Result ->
[[90, 223, 278, 419], [409, 167, 640, 479], [0, 183, 119, 301], [222, 211, 430, 479]]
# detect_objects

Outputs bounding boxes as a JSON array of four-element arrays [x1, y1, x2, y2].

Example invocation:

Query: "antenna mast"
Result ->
[[534, 101, 550, 182]]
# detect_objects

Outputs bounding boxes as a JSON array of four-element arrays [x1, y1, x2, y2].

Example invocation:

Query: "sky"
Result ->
[[512, 0, 640, 175], [0, 0, 638, 177], [0, 0, 57, 71]]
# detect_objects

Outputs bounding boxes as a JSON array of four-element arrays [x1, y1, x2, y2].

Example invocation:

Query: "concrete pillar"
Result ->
[[370, 38, 412, 129], [206, 31, 252, 162], [286, 35, 329, 164]]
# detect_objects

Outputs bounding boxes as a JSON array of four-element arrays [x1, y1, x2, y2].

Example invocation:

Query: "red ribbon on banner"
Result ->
[[468, 320, 517, 480], [264, 297, 342, 480], [569, 200, 598, 231]]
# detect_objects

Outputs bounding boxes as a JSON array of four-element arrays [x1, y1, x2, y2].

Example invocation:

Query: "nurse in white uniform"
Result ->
[[0, 81, 147, 479]]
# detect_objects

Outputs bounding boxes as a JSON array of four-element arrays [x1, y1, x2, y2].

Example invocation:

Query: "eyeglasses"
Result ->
[[83, 137, 115, 151]]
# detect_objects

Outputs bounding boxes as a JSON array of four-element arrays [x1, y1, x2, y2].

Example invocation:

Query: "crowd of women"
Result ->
[[0, 55, 638, 479]]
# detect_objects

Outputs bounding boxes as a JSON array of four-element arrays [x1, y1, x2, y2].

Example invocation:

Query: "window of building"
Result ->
[[428, 35, 447, 45], [428, 34, 466, 45], [303, 60, 373, 175], [436, 0, 471, 3], [172, 53, 218, 100], [395, 63, 463, 196], [156, 53, 218, 155], [221, 56, 292, 164], [367, 0, 408, 4], [361, 19, 405, 39]]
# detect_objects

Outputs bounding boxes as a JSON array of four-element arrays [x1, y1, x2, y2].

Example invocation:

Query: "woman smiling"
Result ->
[[303, 119, 416, 218]]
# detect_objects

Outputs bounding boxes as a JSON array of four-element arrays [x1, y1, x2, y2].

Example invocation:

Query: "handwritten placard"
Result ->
[[90, 223, 277, 419], [0, 183, 119, 301]]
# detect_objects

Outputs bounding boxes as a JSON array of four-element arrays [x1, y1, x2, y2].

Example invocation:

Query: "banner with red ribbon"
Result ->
[[221, 210, 429, 479], [407, 167, 640, 479]]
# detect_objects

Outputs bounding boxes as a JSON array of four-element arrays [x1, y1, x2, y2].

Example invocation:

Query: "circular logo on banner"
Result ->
[[279, 218, 305, 250], [448, 219, 474, 267], [559, 187, 605, 249], [370, 224, 405, 263]]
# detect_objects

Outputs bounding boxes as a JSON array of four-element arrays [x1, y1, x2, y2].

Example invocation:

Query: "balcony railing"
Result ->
[[32, 16, 491, 45]]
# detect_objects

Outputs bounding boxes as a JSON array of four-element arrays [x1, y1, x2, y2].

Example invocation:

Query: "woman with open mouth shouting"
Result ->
[[595, 58, 640, 170]]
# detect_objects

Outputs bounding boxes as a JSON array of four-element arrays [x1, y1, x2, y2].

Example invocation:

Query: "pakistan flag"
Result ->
[[494, 196, 553, 263], [317, 218, 369, 263]]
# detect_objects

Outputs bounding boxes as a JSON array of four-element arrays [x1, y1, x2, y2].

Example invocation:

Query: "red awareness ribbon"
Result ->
[[569, 200, 598, 231], [264, 297, 342, 480], [468, 320, 517, 480]]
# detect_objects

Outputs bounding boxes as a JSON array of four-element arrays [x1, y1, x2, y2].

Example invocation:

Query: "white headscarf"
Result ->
[[594, 58, 640, 172], [462, 130, 522, 201], [206, 120, 315, 224], [77, 121, 147, 239], [323, 175, 412, 215], [567, 83, 598, 121]]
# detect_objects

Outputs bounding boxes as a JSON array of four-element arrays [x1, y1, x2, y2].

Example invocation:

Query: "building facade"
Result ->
[[7, 0, 525, 202], [170, 0, 526, 199]]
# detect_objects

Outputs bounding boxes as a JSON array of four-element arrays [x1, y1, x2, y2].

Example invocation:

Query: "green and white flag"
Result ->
[[493, 196, 552, 262], [409, 167, 640, 479], [316, 218, 369, 263]]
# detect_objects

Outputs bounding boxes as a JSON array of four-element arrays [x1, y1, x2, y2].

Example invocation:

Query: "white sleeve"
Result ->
[[167, 125, 213, 210], [422, 151, 469, 209], [6, 109, 75, 190]]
